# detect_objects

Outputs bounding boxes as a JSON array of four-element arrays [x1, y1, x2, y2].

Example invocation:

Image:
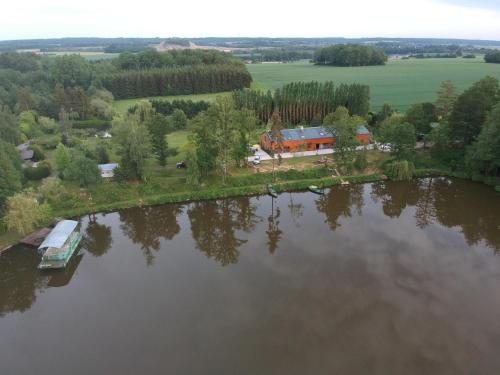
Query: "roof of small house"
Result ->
[[21, 149, 34, 160], [38, 220, 78, 250], [17, 142, 30, 151], [98, 163, 119, 172], [265, 125, 369, 142]]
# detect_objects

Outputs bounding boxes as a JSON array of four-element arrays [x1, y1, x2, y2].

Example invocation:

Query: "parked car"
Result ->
[[252, 156, 261, 165], [176, 161, 187, 169]]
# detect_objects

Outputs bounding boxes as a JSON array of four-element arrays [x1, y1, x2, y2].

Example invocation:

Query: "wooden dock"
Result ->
[[20, 227, 52, 247]]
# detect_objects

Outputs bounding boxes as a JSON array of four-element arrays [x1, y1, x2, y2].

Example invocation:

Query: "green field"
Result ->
[[113, 92, 232, 114], [247, 57, 500, 111]]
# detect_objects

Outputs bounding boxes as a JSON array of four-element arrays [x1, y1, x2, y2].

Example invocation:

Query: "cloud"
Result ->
[[0, 0, 499, 41]]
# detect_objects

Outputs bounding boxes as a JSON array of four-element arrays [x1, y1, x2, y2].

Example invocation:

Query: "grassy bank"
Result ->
[[1, 166, 463, 251]]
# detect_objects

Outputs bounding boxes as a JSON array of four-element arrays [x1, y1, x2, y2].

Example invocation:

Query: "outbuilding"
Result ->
[[260, 125, 370, 152]]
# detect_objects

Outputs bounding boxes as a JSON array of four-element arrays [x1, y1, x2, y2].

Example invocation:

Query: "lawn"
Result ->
[[112, 81, 264, 114], [247, 57, 500, 112], [113, 92, 232, 114]]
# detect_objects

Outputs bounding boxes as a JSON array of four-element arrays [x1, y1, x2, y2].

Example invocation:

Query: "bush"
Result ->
[[354, 152, 368, 171], [386, 160, 415, 181], [30, 145, 45, 161], [24, 160, 51, 180], [72, 119, 112, 131], [495, 186, 500, 193], [35, 137, 59, 150], [38, 177, 67, 203]]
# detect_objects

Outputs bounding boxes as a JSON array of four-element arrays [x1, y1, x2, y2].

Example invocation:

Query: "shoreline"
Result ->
[[0, 168, 469, 252]]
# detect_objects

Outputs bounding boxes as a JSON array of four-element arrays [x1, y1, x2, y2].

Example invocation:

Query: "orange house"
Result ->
[[260, 125, 370, 152]]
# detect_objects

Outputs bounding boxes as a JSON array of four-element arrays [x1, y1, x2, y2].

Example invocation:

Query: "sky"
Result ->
[[1, 0, 500, 41]]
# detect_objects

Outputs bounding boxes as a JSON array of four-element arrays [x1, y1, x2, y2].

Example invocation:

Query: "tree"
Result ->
[[435, 80, 457, 120], [95, 143, 110, 164], [0, 140, 23, 209], [4, 190, 47, 236], [449, 76, 499, 146], [65, 151, 101, 186], [0, 106, 21, 144], [51, 54, 92, 88], [379, 115, 416, 160], [38, 177, 67, 204], [170, 108, 188, 130], [324, 106, 361, 173], [465, 103, 500, 178], [55, 143, 71, 176], [19, 111, 38, 139], [212, 96, 236, 183], [185, 151, 201, 186], [112, 114, 152, 180], [190, 111, 219, 178], [145, 113, 170, 166], [405, 102, 438, 136], [270, 112, 284, 181]]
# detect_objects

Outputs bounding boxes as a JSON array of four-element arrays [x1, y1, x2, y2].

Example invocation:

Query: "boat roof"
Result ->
[[38, 220, 78, 250]]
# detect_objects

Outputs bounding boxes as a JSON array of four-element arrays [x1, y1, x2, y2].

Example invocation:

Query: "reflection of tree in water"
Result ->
[[432, 178, 500, 252], [414, 178, 437, 228], [188, 197, 259, 266], [119, 204, 182, 266], [371, 178, 499, 253], [267, 199, 283, 254], [0, 248, 47, 317], [316, 184, 364, 231], [288, 192, 304, 227], [84, 218, 113, 257], [370, 181, 420, 218]]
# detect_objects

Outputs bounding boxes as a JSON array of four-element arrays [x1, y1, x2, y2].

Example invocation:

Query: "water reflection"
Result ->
[[188, 197, 260, 265], [266, 198, 282, 254], [84, 217, 113, 257], [119, 205, 182, 265], [371, 180, 420, 218], [316, 184, 364, 230]]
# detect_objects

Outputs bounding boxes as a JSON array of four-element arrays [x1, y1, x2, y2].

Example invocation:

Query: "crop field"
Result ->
[[247, 57, 500, 111]]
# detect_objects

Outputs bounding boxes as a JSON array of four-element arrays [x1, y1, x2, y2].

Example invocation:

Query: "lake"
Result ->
[[1, 178, 499, 375]]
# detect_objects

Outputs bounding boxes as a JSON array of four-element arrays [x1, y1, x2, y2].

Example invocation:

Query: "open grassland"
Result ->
[[113, 92, 232, 114], [247, 57, 500, 111], [112, 81, 263, 114]]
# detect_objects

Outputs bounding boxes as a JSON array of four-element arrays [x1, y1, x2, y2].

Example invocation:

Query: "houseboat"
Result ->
[[38, 220, 82, 269]]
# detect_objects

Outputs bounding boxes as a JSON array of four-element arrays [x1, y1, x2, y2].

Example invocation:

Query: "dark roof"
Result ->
[[265, 125, 369, 142], [21, 149, 34, 160]]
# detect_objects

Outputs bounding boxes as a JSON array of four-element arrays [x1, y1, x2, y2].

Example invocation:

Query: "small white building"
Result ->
[[98, 163, 119, 178]]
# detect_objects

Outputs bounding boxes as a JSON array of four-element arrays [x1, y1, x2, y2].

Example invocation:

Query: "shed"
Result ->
[[98, 163, 119, 178], [21, 149, 34, 160]]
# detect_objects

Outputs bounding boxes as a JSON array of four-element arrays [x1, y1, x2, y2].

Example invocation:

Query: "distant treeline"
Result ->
[[411, 53, 460, 59], [112, 49, 241, 70], [233, 81, 369, 125], [102, 64, 251, 99], [313, 44, 387, 67], [237, 48, 313, 62], [485, 50, 500, 63]]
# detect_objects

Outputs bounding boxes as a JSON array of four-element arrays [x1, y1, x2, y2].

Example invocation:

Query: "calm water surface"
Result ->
[[1, 178, 500, 375]]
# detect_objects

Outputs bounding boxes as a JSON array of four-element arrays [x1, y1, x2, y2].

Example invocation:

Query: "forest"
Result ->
[[313, 44, 387, 66], [485, 50, 500, 63], [232, 81, 369, 125]]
